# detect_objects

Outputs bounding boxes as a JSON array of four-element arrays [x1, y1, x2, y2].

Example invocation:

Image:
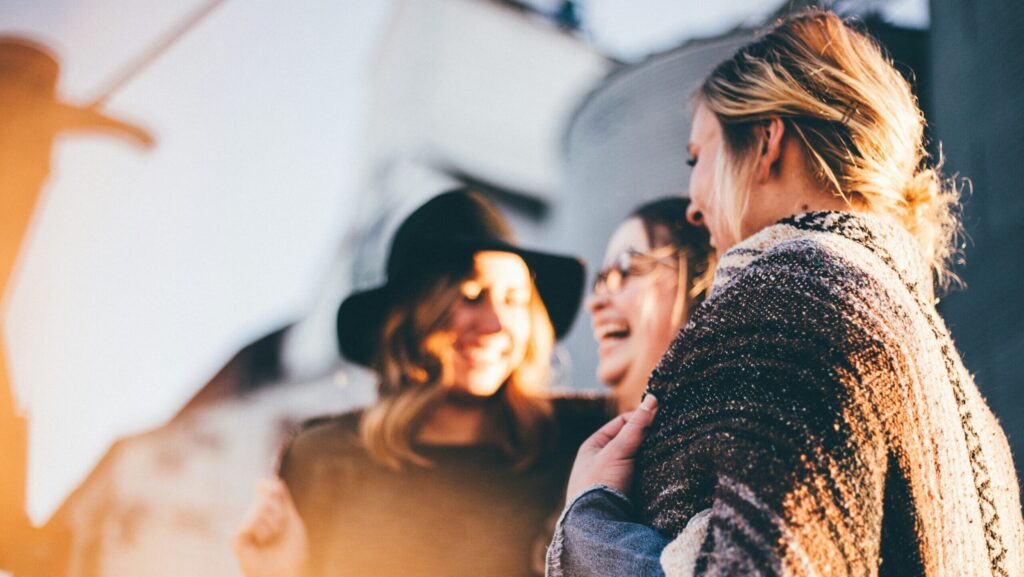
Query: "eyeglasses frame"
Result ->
[[591, 245, 686, 296]]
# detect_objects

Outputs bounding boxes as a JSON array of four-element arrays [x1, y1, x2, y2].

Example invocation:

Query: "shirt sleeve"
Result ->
[[546, 484, 668, 577]]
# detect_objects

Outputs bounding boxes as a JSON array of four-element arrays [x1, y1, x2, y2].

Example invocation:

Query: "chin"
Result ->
[[596, 364, 628, 390], [461, 371, 510, 397], [465, 385, 503, 397], [618, 374, 649, 406]]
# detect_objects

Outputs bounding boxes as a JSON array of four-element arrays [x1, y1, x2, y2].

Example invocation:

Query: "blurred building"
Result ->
[[44, 1, 609, 576], [299, 0, 609, 369]]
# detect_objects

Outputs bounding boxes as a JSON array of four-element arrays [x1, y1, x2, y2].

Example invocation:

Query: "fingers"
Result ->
[[606, 394, 658, 456], [235, 478, 289, 548], [262, 477, 293, 508], [565, 395, 659, 498], [579, 411, 632, 452], [632, 394, 658, 426]]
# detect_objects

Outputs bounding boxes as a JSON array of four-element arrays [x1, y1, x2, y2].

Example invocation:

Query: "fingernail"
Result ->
[[640, 393, 658, 411]]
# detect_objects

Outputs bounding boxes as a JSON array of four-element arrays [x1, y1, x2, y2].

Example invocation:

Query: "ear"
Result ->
[[756, 117, 786, 183]]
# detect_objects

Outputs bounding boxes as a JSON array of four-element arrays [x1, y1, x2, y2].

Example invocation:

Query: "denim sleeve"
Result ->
[[546, 484, 668, 577]]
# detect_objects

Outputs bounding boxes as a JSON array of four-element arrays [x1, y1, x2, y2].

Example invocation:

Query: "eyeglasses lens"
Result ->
[[593, 263, 626, 295], [593, 248, 681, 296]]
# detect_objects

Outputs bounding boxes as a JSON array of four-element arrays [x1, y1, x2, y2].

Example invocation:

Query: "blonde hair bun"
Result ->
[[699, 9, 961, 289]]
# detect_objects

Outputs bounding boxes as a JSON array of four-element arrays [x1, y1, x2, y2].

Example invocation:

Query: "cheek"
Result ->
[[448, 303, 470, 335], [693, 164, 713, 205], [609, 292, 641, 335], [507, 311, 532, 355], [637, 282, 681, 344], [619, 288, 657, 337]]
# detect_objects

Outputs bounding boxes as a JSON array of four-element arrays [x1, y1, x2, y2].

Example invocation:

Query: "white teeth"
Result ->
[[461, 347, 505, 362], [595, 323, 630, 340]]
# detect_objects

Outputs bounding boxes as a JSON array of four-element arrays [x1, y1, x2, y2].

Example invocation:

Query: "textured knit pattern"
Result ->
[[637, 211, 1024, 577]]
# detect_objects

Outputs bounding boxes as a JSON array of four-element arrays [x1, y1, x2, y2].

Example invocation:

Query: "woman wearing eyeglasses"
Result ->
[[550, 10, 1023, 577], [587, 197, 714, 414]]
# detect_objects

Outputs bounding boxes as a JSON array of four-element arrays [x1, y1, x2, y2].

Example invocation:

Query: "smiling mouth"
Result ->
[[595, 322, 631, 341], [458, 347, 507, 366]]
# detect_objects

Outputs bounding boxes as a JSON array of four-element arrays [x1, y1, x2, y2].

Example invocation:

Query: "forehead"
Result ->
[[469, 250, 530, 284], [603, 218, 650, 264], [689, 102, 721, 143]]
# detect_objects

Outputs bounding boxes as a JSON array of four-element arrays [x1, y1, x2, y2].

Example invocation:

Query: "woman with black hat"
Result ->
[[234, 189, 608, 577]]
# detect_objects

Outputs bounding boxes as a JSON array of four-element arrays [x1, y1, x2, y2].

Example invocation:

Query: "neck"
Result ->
[[613, 368, 651, 414], [743, 181, 855, 241], [613, 388, 636, 415], [743, 137, 861, 238], [415, 397, 491, 445]]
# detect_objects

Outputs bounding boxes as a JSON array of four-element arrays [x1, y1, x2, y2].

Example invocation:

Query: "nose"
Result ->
[[585, 290, 609, 315], [475, 297, 504, 335], [686, 203, 704, 227]]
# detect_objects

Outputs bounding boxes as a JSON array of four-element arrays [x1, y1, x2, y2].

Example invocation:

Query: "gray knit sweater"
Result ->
[[638, 211, 1023, 577]]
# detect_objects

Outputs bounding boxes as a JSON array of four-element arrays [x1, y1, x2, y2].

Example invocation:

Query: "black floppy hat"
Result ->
[[337, 189, 585, 366]]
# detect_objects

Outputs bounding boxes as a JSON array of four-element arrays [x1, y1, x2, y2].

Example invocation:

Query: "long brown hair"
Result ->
[[697, 9, 962, 289], [359, 259, 555, 471]]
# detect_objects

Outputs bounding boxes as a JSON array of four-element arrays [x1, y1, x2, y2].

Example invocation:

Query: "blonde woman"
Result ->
[[587, 197, 713, 414], [550, 10, 1024, 577], [234, 190, 608, 577]]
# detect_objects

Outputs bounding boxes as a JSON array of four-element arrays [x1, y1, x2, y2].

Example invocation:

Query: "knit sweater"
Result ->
[[637, 211, 1024, 577]]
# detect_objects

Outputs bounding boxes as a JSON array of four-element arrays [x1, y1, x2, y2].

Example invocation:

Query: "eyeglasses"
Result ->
[[592, 246, 682, 296]]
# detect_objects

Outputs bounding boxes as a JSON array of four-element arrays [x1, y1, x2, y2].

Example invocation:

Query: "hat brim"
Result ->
[[336, 285, 396, 366], [45, 102, 155, 147], [337, 240, 585, 366]]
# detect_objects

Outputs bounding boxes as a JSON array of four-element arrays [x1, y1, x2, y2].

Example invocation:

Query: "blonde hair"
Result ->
[[698, 9, 962, 289], [360, 263, 555, 471]]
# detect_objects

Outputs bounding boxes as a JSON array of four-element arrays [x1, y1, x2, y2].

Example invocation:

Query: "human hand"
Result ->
[[232, 478, 309, 577], [565, 394, 658, 501]]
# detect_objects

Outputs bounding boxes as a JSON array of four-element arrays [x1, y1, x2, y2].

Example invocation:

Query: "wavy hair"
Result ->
[[697, 9, 962, 290], [360, 262, 555, 471]]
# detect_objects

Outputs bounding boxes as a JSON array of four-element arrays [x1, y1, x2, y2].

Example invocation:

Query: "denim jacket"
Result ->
[[545, 485, 667, 577]]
